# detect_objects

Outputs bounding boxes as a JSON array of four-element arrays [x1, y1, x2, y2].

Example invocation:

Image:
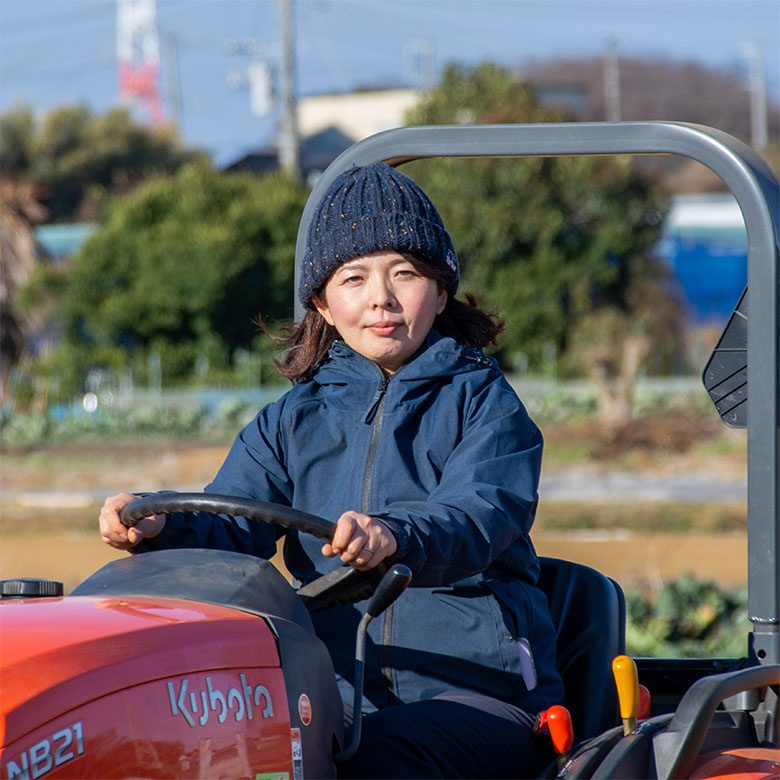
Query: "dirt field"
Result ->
[[0, 525, 746, 595], [1, 437, 747, 592]]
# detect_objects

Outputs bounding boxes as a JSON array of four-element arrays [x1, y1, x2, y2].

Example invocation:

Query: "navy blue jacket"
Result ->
[[142, 331, 563, 713]]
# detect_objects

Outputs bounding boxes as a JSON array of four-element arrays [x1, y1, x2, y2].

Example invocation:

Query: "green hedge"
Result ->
[[626, 574, 749, 658]]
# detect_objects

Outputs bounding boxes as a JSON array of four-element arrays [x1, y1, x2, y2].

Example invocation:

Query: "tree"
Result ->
[[0, 178, 48, 404], [404, 63, 681, 434], [0, 105, 204, 402], [36, 161, 308, 392], [0, 103, 201, 223]]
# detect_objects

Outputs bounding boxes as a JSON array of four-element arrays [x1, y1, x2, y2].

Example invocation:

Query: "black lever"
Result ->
[[366, 564, 412, 618], [333, 564, 412, 763]]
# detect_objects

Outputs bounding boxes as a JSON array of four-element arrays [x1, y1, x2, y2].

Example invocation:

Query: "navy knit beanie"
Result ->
[[300, 162, 459, 307]]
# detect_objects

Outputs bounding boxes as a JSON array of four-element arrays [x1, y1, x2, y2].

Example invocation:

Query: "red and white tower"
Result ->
[[116, 0, 165, 127]]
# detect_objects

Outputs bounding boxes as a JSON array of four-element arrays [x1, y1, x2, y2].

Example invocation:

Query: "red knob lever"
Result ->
[[546, 704, 574, 755]]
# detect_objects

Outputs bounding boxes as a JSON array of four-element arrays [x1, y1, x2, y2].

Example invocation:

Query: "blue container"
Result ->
[[657, 195, 747, 324]]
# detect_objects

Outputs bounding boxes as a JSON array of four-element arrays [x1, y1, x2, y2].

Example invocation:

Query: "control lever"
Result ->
[[333, 564, 412, 763], [547, 705, 575, 770], [612, 655, 640, 735], [535, 704, 574, 770], [638, 684, 652, 721]]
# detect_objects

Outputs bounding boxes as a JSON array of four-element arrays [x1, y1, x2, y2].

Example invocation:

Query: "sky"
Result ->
[[1, 0, 779, 167]]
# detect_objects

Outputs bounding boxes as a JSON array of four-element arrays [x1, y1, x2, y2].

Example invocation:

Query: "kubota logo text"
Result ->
[[167, 674, 274, 727]]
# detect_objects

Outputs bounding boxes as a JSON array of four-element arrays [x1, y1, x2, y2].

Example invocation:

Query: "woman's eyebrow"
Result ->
[[335, 261, 368, 273], [335, 257, 411, 275]]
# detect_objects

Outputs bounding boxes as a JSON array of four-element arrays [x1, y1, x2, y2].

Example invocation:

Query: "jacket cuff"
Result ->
[[130, 511, 186, 554], [376, 516, 425, 572]]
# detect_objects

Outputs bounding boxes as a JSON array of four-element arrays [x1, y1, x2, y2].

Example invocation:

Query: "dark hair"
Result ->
[[260, 254, 504, 384], [403, 254, 505, 351]]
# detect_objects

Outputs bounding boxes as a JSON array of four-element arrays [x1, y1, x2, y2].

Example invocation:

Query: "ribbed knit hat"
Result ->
[[300, 162, 459, 307]]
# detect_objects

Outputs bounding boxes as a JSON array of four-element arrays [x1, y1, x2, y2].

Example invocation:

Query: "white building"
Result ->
[[298, 88, 420, 144]]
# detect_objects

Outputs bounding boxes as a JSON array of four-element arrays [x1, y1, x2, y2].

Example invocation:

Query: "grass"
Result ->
[[689, 435, 748, 458], [2, 499, 747, 538], [541, 406, 746, 472], [0, 502, 101, 536], [535, 501, 747, 534]]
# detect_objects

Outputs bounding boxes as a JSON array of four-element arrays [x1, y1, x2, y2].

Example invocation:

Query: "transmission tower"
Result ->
[[116, 0, 165, 127]]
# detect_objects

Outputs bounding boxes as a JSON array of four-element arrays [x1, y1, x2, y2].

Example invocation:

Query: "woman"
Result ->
[[100, 162, 564, 778]]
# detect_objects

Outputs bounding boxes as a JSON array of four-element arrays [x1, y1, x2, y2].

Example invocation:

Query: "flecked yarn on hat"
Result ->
[[300, 162, 459, 307]]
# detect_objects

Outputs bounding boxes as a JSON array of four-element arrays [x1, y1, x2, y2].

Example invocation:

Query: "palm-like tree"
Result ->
[[0, 177, 48, 403]]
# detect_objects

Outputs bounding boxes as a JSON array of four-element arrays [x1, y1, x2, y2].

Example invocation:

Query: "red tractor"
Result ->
[[2, 122, 778, 779]]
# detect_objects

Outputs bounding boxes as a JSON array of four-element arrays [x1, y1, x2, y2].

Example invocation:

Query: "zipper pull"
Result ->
[[465, 350, 492, 367], [364, 379, 388, 424], [517, 637, 538, 691]]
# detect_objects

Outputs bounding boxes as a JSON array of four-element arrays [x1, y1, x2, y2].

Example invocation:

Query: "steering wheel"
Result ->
[[120, 492, 389, 612]]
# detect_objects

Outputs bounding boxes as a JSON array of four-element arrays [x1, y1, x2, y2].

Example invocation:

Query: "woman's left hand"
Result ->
[[322, 510, 398, 570]]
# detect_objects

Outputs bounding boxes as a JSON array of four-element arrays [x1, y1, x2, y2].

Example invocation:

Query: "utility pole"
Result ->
[[406, 38, 435, 90], [603, 38, 621, 122], [745, 42, 768, 150], [277, 0, 300, 180]]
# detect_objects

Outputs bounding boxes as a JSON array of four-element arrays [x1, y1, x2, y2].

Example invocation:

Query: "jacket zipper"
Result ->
[[360, 371, 400, 707], [361, 375, 388, 502]]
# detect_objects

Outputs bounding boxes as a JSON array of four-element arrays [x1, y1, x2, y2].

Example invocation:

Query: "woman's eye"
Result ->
[[395, 269, 416, 278]]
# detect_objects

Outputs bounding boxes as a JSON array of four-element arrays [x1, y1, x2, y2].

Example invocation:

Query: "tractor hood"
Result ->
[[0, 595, 279, 746]]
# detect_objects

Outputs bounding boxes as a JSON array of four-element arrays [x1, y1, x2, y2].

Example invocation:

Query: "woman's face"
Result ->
[[313, 250, 447, 373]]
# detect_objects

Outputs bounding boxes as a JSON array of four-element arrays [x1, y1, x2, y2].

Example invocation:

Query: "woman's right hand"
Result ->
[[99, 492, 166, 550]]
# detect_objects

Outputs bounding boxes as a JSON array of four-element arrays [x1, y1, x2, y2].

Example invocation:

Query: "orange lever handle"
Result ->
[[546, 705, 574, 754]]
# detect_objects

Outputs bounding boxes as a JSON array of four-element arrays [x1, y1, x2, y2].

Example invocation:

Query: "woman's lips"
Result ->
[[367, 321, 400, 335]]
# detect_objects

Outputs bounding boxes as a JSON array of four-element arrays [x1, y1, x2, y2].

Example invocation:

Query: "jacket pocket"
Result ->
[[387, 585, 521, 704], [485, 578, 564, 711], [484, 579, 534, 699]]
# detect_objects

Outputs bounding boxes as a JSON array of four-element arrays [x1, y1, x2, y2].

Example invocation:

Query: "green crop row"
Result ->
[[0, 399, 265, 448], [2, 381, 715, 449]]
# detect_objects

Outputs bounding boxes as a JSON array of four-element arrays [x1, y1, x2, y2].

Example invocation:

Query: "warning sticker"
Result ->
[[290, 728, 304, 780]]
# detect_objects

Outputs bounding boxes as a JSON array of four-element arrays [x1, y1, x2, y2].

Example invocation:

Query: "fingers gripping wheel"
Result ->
[[120, 492, 382, 612]]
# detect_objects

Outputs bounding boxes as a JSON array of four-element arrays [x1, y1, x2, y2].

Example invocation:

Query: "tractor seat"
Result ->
[[537, 557, 626, 742]]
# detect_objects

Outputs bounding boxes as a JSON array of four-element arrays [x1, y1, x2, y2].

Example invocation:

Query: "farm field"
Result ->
[[1, 416, 747, 592]]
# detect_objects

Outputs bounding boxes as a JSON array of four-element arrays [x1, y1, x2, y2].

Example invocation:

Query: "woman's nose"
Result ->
[[369, 278, 397, 308]]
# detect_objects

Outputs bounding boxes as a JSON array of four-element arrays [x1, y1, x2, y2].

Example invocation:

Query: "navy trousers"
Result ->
[[337, 690, 552, 779]]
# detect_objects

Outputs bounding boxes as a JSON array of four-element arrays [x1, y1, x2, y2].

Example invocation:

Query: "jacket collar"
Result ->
[[314, 330, 492, 388]]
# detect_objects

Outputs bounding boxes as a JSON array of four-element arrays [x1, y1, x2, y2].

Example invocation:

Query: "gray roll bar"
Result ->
[[293, 121, 779, 664]]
